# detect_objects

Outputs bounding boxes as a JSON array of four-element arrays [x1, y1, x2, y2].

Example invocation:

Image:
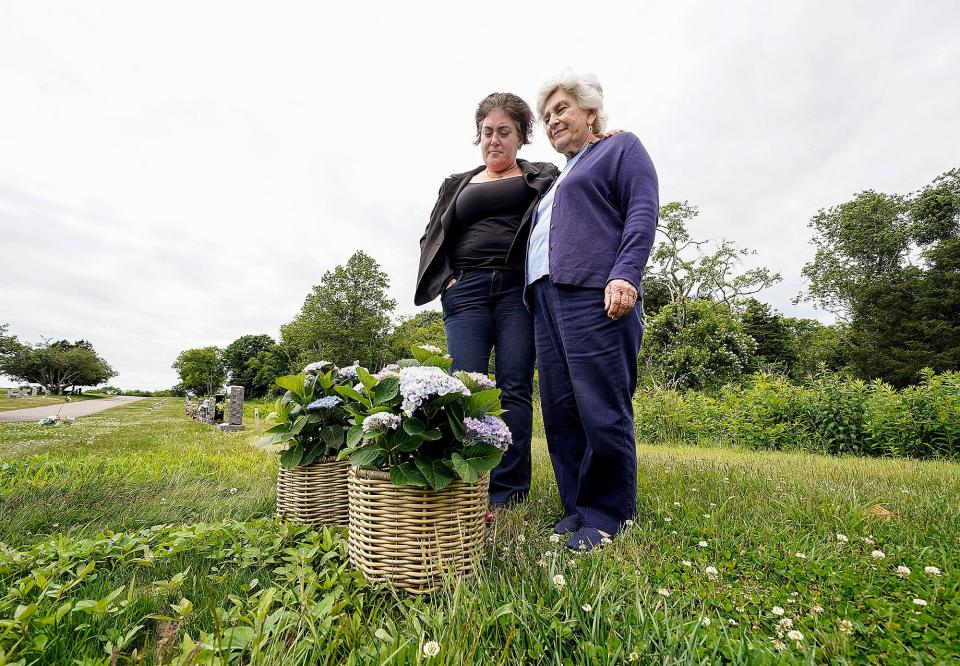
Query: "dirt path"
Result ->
[[0, 396, 146, 423]]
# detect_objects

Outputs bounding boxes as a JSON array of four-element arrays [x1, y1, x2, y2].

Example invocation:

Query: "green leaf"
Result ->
[[461, 444, 502, 471], [357, 367, 378, 391], [334, 384, 367, 404], [322, 425, 344, 450], [289, 415, 310, 436], [348, 445, 381, 468], [414, 455, 454, 491], [449, 452, 478, 483], [275, 373, 307, 400], [447, 410, 466, 441], [403, 417, 427, 436], [463, 388, 502, 417], [300, 444, 325, 466], [346, 424, 364, 448], [395, 435, 423, 452], [279, 445, 304, 468], [372, 377, 400, 404], [390, 462, 428, 487], [422, 429, 442, 441]]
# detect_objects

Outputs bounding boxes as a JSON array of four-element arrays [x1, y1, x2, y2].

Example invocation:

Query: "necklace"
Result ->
[[484, 163, 520, 179]]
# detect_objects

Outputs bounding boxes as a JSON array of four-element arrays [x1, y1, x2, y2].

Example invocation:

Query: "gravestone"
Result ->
[[31, 387, 38, 397], [218, 385, 245, 432], [6, 390, 12, 398]]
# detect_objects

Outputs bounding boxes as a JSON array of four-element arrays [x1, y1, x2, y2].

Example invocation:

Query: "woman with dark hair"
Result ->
[[415, 93, 558, 509]]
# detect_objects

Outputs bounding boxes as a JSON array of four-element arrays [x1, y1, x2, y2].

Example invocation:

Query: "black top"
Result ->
[[449, 176, 535, 270]]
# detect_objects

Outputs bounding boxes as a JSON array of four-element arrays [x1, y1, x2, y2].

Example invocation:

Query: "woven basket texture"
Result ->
[[348, 467, 488, 594], [276, 456, 350, 526]]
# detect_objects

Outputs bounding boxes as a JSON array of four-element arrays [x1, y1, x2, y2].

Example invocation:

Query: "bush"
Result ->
[[634, 370, 960, 459]]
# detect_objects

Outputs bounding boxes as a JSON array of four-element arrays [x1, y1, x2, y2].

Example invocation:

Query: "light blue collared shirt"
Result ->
[[526, 149, 586, 285]]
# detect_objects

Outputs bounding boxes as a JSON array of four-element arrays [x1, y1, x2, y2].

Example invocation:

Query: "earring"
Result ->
[[588, 124, 594, 133]]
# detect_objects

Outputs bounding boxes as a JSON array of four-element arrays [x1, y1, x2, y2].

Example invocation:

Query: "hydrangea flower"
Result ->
[[337, 365, 360, 380], [303, 360, 333, 374], [464, 415, 512, 451], [398, 366, 470, 416], [374, 364, 401, 380], [418, 344, 443, 354], [362, 412, 401, 433], [306, 396, 342, 412], [455, 370, 496, 390]]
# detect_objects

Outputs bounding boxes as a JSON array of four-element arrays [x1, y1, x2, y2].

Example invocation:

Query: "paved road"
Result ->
[[0, 396, 146, 423]]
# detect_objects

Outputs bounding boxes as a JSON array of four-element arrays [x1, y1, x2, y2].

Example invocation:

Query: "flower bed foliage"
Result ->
[[635, 369, 960, 458], [337, 347, 509, 490], [259, 348, 511, 490]]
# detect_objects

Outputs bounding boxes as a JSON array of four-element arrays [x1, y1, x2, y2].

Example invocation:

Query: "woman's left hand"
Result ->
[[604, 279, 638, 320]]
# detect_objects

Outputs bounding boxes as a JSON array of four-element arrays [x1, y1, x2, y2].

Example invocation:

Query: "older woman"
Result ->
[[415, 93, 558, 508], [526, 71, 659, 550]]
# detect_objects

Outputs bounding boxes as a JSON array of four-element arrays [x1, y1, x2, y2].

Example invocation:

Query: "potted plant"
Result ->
[[259, 361, 359, 526], [336, 346, 511, 594]]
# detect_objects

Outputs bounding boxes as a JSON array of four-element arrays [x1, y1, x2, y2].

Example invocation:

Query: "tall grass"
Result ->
[[1, 400, 958, 663]]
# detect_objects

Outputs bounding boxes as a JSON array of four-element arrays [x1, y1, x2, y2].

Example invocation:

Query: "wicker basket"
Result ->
[[348, 467, 488, 594], [276, 456, 350, 526]]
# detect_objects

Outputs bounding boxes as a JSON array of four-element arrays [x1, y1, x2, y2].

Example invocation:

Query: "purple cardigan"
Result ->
[[524, 131, 658, 306]]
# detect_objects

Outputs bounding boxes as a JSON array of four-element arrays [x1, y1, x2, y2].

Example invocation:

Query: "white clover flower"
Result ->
[[664, 516, 672, 522], [778, 618, 793, 632], [896, 565, 911, 578], [423, 641, 440, 658], [772, 606, 785, 616], [787, 629, 804, 642], [362, 412, 401, 433], [682, 560, 692, 567], [862, 536, 875, 545], [673, 501, 681, 507], [912, 598, 928, 607], [811, 604, 824, 614], [229, 487, 237, 494], [657, 588, 671, 597], [795, 552, 806, 559], [705, 566, 719, 581], [837, 618, 854, 634], [581, 603, 593, 612], [871, 549, 886, 560], [924, 566, 941, 576], [698, 540, 709, 547], [549, 534, 560, 544], [702, 617, 711, 626], [398, 366, 470, 416], [552, 574, 566, 589], [516, 534, 526, 544], [773, 639, 786, 652], [537, 559, 547, 567], [728, 618, 738, 626], [600, 537, 612, 545], [628, 652, 639, 662], [625, 519, 634, 527], [836, 533, 849, 543], [703, 514, 711, 519]]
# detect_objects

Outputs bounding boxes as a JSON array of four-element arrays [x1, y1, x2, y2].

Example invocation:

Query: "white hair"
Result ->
[[537, 69, 607, 134]]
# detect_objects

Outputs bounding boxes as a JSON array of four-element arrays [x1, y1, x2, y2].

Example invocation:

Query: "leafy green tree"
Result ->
[[280, 251, 397, 370], [171, 346, 226, 396], [783, 317, 849, 379], [1, 338, 116, 394], [739, 299, 797, 375], [640, 300, 756, 391], [387, 311, 447, 360], [648, 202, 781, 323], [222, 334, 285, 398]]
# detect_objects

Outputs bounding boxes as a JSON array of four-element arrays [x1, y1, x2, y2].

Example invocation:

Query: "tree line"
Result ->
[[0, 326, 116, 394], [171, 165, 956, 397]]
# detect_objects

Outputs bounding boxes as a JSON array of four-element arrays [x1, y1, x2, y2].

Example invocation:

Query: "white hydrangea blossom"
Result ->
[[362, 412, 401, 433], [398, 366, 470, 416]]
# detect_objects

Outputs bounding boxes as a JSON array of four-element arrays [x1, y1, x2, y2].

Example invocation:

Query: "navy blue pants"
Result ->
[[532, 279, 642, 534], [441, 269, 535, 506]]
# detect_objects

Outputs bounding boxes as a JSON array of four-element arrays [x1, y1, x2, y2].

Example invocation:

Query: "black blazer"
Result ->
[[415, 159, 559, 305]]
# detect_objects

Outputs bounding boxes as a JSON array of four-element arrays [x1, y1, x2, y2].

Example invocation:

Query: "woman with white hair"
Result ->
[[525, 70, 659, 551]]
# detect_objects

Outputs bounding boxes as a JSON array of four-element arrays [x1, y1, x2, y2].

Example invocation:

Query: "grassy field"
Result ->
[[0, 392, 103, 413], [1, 400, 958, 664]]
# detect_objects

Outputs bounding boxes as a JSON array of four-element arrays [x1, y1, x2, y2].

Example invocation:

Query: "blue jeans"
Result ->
[[533, 279, 643, 535], [441, 269, 535, 506]]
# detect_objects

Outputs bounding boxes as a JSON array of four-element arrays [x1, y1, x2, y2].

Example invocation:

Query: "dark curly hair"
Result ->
[[473, 92, 534, 146]]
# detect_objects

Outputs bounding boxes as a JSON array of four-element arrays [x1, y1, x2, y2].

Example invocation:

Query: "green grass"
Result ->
[[1, 400, 958, 664], [0, 393, 103, 413]]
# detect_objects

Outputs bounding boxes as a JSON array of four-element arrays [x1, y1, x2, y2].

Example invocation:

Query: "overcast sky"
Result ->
[[1, 1, 958, 390]]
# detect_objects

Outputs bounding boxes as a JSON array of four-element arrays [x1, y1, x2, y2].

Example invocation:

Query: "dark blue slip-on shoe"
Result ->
[[553, 514, 581, 534], [565, 527, 609, 553]]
